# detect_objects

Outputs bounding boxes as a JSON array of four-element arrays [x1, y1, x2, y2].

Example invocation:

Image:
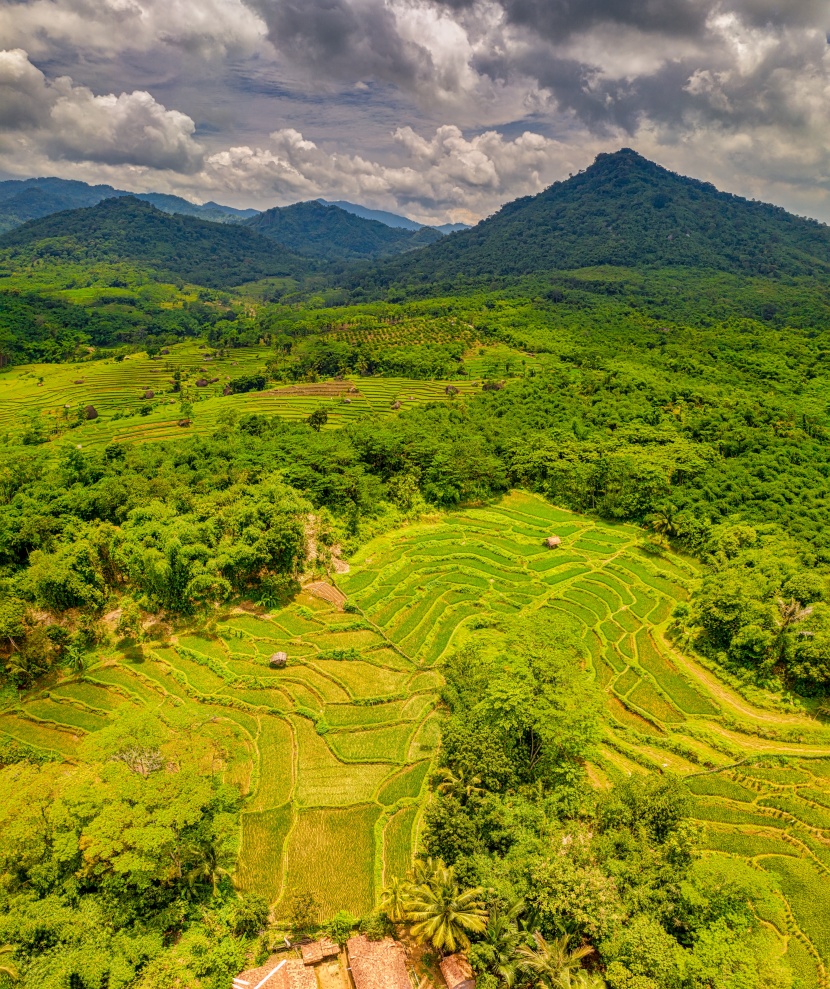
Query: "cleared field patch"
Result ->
[[383, 805, 419, 885], [377, 761, 431, 806], [327, 722, 414, 764], [292, 716, 392, 806], [250, 716, 294, 811], [236, 804, 294, 904], [280, 805, 381, 919]]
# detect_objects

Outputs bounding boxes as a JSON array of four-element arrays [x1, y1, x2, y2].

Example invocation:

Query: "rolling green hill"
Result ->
[[359, 148, 830, 288], [246, 200, 442, 260], [0, 197, 307, 288], [0, 177, 258, 233]]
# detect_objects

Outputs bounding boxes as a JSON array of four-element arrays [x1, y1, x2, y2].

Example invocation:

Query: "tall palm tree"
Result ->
[[517, 931, 594, 989], [410, 856, 444, 889], [0, 946, 19, 982], [380, 876, 410, 923], [406, 867, 488, 953], [475, 902, 525, 986], [435, 767, 486, 805]]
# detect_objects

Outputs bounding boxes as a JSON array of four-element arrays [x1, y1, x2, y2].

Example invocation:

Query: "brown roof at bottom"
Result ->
[[233, 957, 317, 989], [440, 954, 475, 989], [301, 937, 340, 965], [347, 935, 410, 989]]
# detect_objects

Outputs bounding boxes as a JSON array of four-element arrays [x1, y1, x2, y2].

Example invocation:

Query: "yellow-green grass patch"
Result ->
[[324, 701, 407, 727], [236, 804, 294, 904], [628, 680, 686, 723], [249, 716, 294, 811], [25, 698, 109, 733], [634, 630, 718, 715], [0, 715, 80, 756], [327, 722, 414, 763], [377, 761, 431, 806], [292, 716, 392, 807], [383, 805, 419, 885], [50, 680, 130, 712], [280, 804, 381, 919], [760, 856, 830, 959], [311, 660, 409, 699]]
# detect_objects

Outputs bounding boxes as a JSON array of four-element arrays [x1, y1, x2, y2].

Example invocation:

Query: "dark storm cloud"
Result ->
[[440, 0, 711, 41], [244, 0, 435, 88], [438, 0, 827, 40]]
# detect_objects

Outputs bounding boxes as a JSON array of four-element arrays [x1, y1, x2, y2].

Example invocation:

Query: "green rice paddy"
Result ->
[[5, 489, 830, 968], [0, 339, 480, 447]]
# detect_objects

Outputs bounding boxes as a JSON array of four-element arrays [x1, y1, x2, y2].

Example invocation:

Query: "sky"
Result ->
[[0, 0, 829, 224]]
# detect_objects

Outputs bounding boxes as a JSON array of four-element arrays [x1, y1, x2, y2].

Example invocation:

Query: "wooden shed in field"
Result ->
[[545, 535, 561, 549], [440, 954, 476, 989], [84, 405, 98, 420], [347, 935, 409, 989], [269, 651, 288, 669]]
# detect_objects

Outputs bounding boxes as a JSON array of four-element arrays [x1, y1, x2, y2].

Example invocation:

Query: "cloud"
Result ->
[[0, 50, 204, 171], [0, 0, 264, 58], [196, 124, 602, 221]]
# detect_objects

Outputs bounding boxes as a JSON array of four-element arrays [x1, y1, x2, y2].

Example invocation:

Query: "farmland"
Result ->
[[0, 338, 488, 448], [3, 488, 830, 975]]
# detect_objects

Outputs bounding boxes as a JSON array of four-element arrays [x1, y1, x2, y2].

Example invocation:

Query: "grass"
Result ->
[[377, 761, 431, 806], [280, 805, 381, 920], [249, 717, 295, 812], [236, 804, 294, 903], [760, 856, 830, 960], [383, 805, 419, 885], [327, 722, 413, 763]]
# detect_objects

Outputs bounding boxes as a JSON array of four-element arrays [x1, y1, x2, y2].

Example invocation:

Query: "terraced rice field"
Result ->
[[0, 341, 478, 447], [5, 490, 830, 973]]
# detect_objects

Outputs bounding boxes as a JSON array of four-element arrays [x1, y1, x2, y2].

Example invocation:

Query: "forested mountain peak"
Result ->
[[245, 199, 443, 260], [363, 147, 830, 286], [0, 196, 305, 287]]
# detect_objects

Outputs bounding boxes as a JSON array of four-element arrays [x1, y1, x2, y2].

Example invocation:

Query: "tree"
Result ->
[[468, 902, 524, 986], [517, 932, 594, 988], [306, 408, 328, 431], [0, 946, 19, 982], [405, 861, 487, 953], [380, 876, 410, 923], [435, 767, 485, 805]]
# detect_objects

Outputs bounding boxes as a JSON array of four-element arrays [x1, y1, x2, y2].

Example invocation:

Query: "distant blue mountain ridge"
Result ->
[[0, 176, 470, 236]]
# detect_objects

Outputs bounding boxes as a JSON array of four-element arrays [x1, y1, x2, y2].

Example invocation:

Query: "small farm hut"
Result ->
[[301, 938, 339, 966], [269, 651, 288, 669], [223, 385, 232, 396], [143, 389, 155, 399], [84, 405, 98, 420], [391, 401, 402, 410], [73, 379, 85, 384], [545, 535, 561, 549], [440, 955, 476, 989], [347, 935, 409, 989], [178, 418, 191, 427], [210, 377, 219, 383], [343, 397, 352, 404], [445, 385, 459, 396], [160, 347, 169, 355], [195, 378, 208, 387]]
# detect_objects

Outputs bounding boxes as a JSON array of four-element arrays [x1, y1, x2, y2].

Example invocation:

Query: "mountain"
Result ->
[[0, 177, 258, 233], [245, 200, 443, 260], [0, 197, 305, 287], [319, 199, 470, 236], [319, 199, 424, 231], [367, 148, 830, 285]]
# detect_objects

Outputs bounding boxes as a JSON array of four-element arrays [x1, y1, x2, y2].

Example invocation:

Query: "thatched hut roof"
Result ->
[[545, 535, 561, 549], [343, 397, 352, 404], [195, 378, 208, 387], [301, 937, 339, 965], [269, 651, 288, 668], [347, 935, 409, 989], [223, 385, 232, 396], [440, 955, 475, 989], [178, 418, 191, 427], [143, 389, 155, 399], [445, 385, 459, 396], [160, 347, 169, 354], [391, 401, 402, 410], [84, 405, 98, 420]]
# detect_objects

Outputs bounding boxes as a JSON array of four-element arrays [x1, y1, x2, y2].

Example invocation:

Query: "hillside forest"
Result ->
[[1, 150, 830, 989]]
